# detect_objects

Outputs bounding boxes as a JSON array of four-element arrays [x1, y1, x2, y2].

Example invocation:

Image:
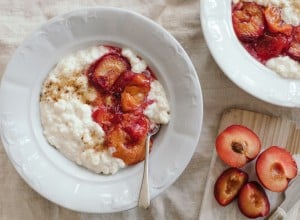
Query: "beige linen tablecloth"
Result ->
[[1, 0, 300, 219]]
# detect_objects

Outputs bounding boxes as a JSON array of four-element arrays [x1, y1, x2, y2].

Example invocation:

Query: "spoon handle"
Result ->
[[138, 135, 151, 208]]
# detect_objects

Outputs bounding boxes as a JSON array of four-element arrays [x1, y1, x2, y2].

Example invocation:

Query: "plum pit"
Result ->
[[232, 141, 246, 154]]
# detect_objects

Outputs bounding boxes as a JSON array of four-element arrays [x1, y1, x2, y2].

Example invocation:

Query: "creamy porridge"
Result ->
[[40, 45, 170, 175]]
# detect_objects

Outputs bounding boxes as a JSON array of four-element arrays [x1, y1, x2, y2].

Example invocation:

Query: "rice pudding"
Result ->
[[232, 0, 300, 79], [40, 45, 170, 175]]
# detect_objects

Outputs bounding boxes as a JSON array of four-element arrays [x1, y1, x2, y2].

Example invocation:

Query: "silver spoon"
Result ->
[[138, 124, 160, 209]]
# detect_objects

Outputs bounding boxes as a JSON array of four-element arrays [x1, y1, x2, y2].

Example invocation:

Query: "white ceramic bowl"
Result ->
[[201, 0, 300, 107], [0, 7, 203, 213]]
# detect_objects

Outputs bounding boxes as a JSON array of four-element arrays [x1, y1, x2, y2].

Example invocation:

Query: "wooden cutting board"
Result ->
[[198, 108, 300, 220]]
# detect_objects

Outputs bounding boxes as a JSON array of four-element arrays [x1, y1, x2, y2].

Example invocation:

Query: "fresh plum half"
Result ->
[[256, 146, 297, 192], [214, 167, 248, 206], [238, 181, 270, 218], [216, 125, 261, 168]]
